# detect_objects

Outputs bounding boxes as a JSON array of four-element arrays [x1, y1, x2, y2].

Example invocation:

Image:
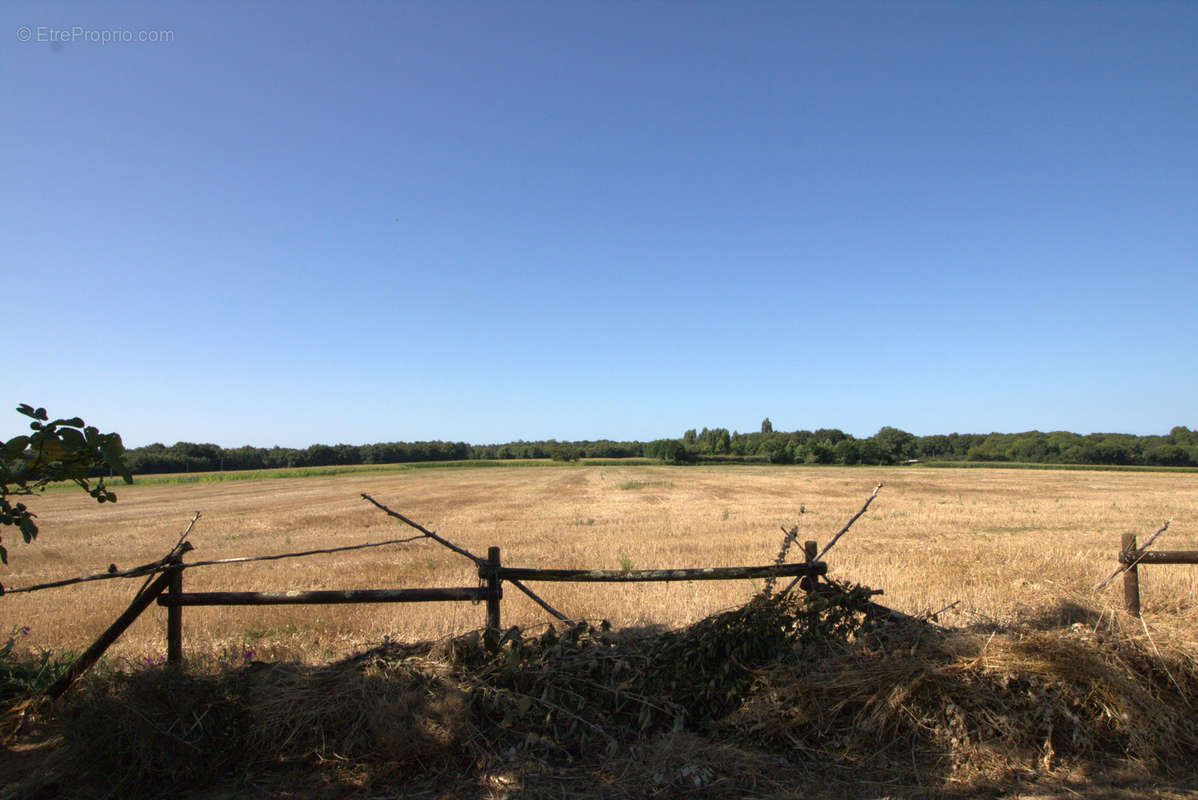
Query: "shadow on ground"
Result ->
[[3, 594, 1196, 800]]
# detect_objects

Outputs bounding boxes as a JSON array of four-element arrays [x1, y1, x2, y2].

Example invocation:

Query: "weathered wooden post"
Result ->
[[166, 557, 184, 664], [1122, 533, 1141, 617], [800, 540, 819, 593], [484, 546, 502, 650]]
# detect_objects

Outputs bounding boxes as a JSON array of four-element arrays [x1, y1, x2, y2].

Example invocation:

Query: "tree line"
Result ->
[[120, 439, 644, 474], [642, 422, 1198, 467], [118, 422, 1198, 475]]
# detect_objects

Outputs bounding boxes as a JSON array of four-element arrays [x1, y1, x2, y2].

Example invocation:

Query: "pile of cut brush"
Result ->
[[3, 586, 1197, 800]]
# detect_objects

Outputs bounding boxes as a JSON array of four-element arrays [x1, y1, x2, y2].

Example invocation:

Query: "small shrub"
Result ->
[[0, 625, 75, 703]]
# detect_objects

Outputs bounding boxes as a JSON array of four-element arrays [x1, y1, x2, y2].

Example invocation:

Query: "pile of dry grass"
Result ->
[[727, 616, 1198, 788], [4, 592, 1197, 799]]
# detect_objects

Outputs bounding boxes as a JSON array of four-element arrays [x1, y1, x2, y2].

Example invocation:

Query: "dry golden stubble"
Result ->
[[0, 464, 1194, 662]]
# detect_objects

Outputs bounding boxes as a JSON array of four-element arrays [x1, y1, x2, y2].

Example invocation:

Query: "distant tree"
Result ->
[[305, 444, 337, 466], [1, 405, 131, 570], [833, 438, 860, 465], [872, 427, 916, 464], [916, 434, 951, 460], [550, 444, 580, 462], [1010, 434, 1050, 463], [1094, 438, 1132, 465], [763, 438, 792, 464], [812, 428, 847, 446], [856, 439, 884, 465], [659, 440, 694, 465], [947, 432, 983, 458], [761, 418, 773, 434], [792, 430, 815, 446], [1169, 426, 1196, 446], [806, 440, 835, 464], [1146, 444, 1191, 467]]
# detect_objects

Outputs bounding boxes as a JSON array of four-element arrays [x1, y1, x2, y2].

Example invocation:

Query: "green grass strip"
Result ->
[[919, 460, 1198, 474]]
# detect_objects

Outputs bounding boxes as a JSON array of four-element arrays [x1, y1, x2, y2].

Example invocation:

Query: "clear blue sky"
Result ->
[[4, 2, 1195, 448]]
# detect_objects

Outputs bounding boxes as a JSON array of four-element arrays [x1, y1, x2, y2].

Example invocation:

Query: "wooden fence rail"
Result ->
[[1119, 532, 1198, 617], [153, 543, 828, 663], [158, 587, 490, 606], [494, 563, 826, 583]]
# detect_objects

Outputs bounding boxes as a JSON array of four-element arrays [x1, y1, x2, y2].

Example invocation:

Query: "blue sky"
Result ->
[[3, 2, 1195, 448]]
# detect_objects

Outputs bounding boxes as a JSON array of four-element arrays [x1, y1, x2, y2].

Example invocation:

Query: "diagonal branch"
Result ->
[[171, 510, 202, 551], [179, 536, 427, 570], [135, 511, 201, 595], [361, 493, 485, 565], [1094, 519, 1171, 591], [816, 482, 882, 562], [508, 578, 572, 622], [44, 569, 177, 699], [778, 483, 882, 596], [3, 558, 178, 595], [3, 527, 425, 597], [4, 512, 200, 596]]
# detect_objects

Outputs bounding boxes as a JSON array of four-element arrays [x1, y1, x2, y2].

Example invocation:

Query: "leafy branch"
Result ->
[[1, 404, 132, 569]]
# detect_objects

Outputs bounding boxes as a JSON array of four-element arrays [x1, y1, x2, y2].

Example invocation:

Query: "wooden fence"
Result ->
[[1118, 532, 1198, 616], [30, 486, 884, 698], [154, 542, 829, 661]]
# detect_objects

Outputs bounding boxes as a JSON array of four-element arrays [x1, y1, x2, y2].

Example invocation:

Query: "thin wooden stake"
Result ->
[[1122, 533, 1141, 617]]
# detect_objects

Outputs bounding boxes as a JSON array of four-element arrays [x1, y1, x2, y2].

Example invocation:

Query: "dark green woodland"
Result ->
[[117, 424, 1198, 475]]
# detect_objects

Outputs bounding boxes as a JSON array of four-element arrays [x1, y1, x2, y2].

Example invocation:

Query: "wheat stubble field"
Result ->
[[2, 464, 1196, 663]]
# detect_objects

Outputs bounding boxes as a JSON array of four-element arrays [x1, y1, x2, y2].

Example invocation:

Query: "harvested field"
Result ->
[[2, 463, 1198, 799], [1, 464, 1195, 662]]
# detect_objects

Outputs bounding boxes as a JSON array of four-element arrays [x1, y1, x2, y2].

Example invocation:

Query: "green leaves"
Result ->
[[18, 516, 37, 543], [57, 427, 86, 453], [3, 435, 30, 455], [1, 405, 132, 564], [16, 405, 48, 422]]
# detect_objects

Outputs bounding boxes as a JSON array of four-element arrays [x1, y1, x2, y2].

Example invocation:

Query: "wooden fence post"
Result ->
[[1122, 533, 1141, 617], [167, 558, 184, 664], [485, 546, 502, 649], [801, 540, 818, 593]]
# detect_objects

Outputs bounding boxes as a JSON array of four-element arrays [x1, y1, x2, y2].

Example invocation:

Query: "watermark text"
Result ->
[[16, 25, 175, 45]]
